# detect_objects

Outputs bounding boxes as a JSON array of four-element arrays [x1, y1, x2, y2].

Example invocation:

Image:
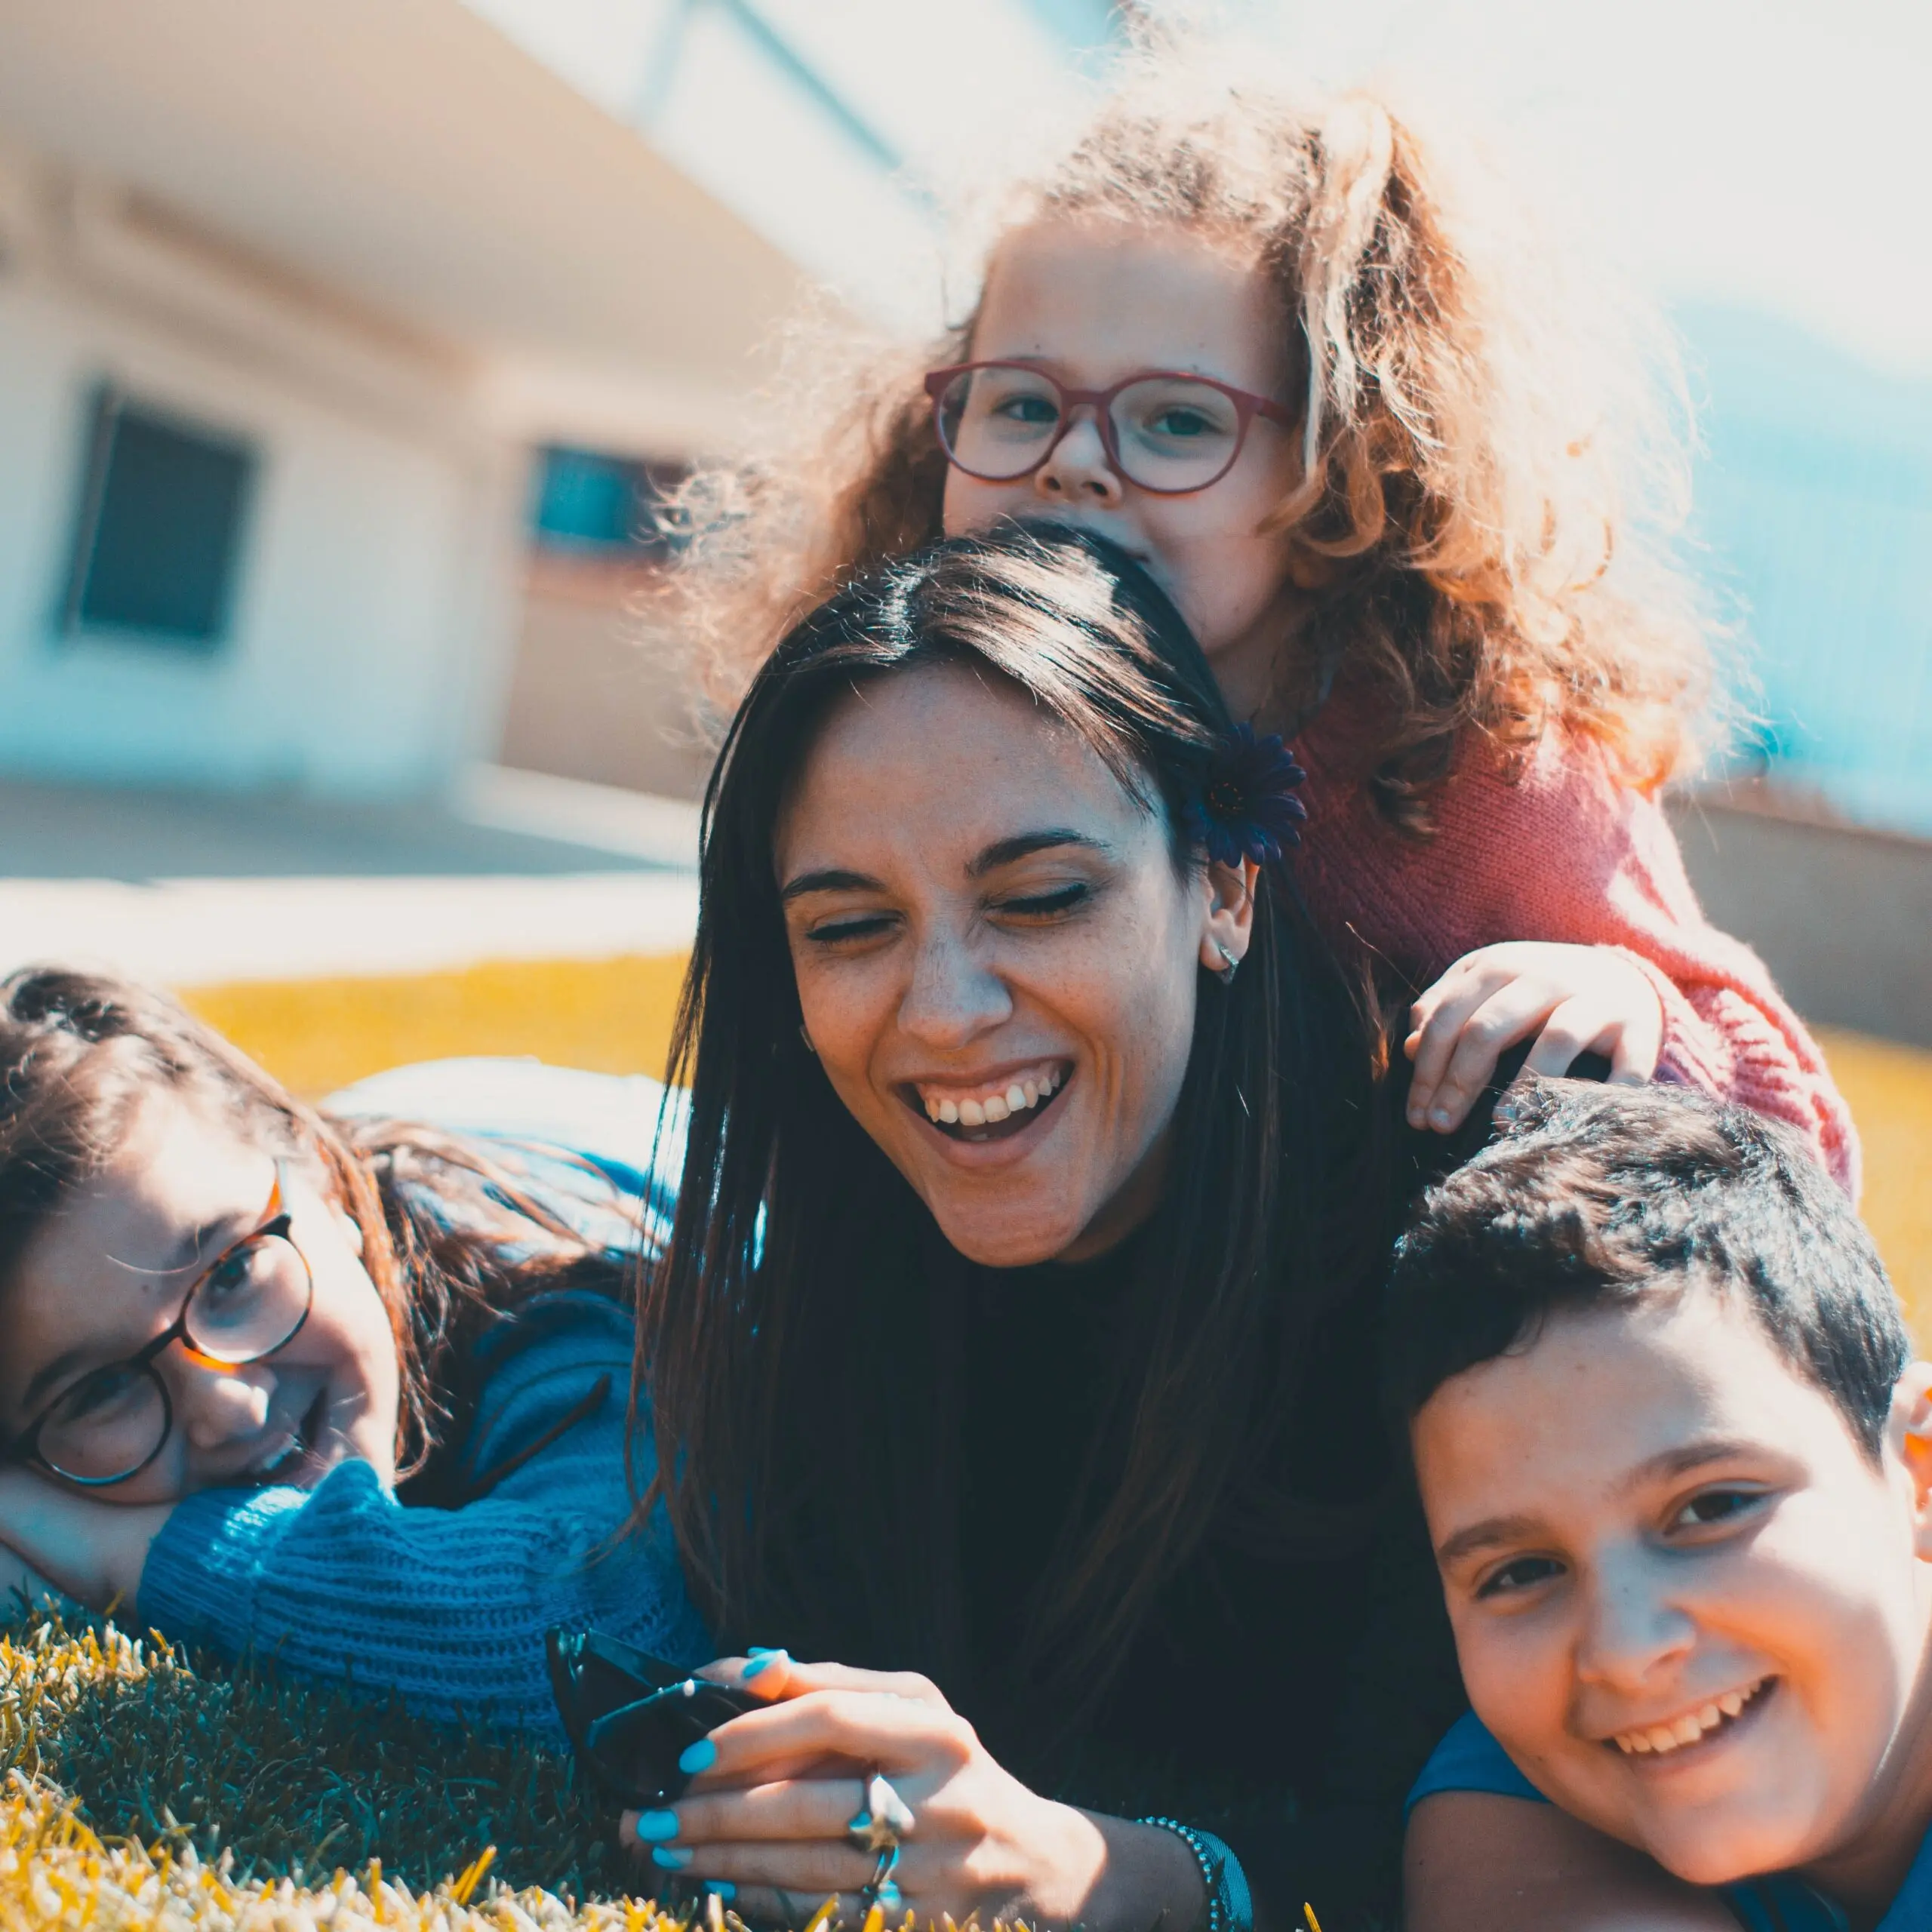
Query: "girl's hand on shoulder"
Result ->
[[620, 1654, 1204, 1929], [1405, 942, 1664, 1133], [0, 1466, 173, 1614]]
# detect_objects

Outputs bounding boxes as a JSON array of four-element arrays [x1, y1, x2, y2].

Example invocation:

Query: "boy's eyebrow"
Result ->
[[1614, 1438, 1767, 1495], [1434, 1438, 1774, 1568], [1435, 1513, 1548, 1570]]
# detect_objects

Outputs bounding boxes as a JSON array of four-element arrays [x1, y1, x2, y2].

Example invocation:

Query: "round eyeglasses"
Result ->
[[5, 1166, 314, 1487], [924, 361, 1295, 495]]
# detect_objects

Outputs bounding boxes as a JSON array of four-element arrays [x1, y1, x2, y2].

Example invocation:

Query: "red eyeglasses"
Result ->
[[925, 361, 1294, 495]]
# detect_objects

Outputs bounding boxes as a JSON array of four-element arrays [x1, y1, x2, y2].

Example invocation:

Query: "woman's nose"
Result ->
[[897, 931, 1013, 1048], [171, 1360, 275, 1451], [1033, 409, 1124, 506], [1574, 1550, 1697, 1692]]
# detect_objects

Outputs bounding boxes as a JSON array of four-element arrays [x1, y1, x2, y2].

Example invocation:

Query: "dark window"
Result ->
[[60, 386, 257, 648], [530, 447, 689, 560]]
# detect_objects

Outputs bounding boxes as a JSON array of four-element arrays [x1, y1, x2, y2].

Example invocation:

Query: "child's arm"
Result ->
[[1407, 1793, 1740, 1931], [1294, 703, 1860, 1192], [133, 1298, 706, 1735], [0, 1297, 710, 1737], [1404, 942, 1663, 1131]]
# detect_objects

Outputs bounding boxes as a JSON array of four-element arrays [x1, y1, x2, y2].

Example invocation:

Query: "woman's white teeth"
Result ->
[[1613, 1680, 1765, 1755], [921, 1067, 1062, 1125]]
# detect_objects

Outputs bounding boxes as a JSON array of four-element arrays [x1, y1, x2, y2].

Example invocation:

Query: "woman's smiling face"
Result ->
[[2, 1091, 401, 1503], [775, 660, 1251, 1268]]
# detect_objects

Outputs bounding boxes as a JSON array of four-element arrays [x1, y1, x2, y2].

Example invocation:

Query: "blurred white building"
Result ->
[[0, 0, 804, 799]]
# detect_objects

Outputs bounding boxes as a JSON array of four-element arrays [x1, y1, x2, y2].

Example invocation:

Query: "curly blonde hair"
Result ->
[[665, 40, 1715, 832]]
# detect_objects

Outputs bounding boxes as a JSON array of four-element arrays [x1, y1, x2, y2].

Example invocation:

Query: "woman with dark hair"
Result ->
[[626, 525, 1467, 1929]]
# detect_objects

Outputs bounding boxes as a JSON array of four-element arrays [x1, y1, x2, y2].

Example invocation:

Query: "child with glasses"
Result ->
[[1388, 1078, 1932, 1932], [0, 966, 706, 1732], [667, 36, 1854, 1191]]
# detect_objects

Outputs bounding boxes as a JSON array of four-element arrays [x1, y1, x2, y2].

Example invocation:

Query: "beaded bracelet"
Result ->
[[1138, 1817, 1253, 1932]]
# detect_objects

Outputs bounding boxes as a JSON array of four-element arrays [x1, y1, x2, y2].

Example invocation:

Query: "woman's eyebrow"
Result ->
[[968, 830, 1107, 875], [780, 867, 883, 903]]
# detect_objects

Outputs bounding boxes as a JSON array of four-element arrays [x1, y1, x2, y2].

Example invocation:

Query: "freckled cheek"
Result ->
[[1062, 942, 1195, 1131], [792, 960, 898, 1106]]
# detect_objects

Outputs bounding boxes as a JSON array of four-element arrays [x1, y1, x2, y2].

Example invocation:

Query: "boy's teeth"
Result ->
[[959, 1098, 986, 1126], [983, 1095, 1010, 1122], [1613, 1678, 1765, 1756], [938, 1099, 959, 1124]]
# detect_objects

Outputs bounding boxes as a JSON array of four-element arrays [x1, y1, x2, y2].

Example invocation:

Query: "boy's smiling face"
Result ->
[[1414, 1287, 1932, 1898]]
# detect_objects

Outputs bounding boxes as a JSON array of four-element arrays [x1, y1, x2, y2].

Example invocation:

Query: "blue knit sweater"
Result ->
[[136, 1059, 709, 1739]]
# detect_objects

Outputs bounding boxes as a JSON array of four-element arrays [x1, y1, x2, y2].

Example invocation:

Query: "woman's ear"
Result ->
[[1893, 1365, 1932, 1555], [1198, 857, 1260, 977]]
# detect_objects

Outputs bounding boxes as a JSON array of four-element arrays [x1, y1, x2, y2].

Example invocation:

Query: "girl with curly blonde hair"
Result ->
[[669, 48, 1855, 1190]]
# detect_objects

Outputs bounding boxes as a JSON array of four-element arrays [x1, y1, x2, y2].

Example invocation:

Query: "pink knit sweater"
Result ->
[[1292, 686, 1860, 1196]]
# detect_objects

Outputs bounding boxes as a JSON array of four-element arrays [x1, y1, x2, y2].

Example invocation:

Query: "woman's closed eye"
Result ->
[[992, 881, 1090, 921], [801, 909, 899, 946]]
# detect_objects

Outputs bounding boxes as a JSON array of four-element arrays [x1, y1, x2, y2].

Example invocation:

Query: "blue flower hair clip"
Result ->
[[1183, 724, 1309, 867]]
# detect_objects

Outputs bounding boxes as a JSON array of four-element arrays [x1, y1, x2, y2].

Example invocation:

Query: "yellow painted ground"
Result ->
[[180, 961, 1932, 1342], [182, 953, 690, 1097], [1816, 1026, 1932, 1343]]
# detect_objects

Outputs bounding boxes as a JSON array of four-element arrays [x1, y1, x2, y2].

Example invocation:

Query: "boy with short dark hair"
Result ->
[[1389, 1079, 1932, 1932]]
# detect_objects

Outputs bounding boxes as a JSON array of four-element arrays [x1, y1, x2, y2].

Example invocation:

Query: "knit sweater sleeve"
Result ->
[[1293, 697, 1860, 1195], [136, 1295, 709, 1738]]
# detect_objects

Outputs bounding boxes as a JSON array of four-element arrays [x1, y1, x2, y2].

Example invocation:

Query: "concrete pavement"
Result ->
[[0, 768, 700, 986]]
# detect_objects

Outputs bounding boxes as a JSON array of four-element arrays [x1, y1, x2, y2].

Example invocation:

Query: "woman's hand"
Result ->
[[1405, 943, 1664, 1133], [0, 1466, 172, 1613], [620, 1654, 1206, 1930]]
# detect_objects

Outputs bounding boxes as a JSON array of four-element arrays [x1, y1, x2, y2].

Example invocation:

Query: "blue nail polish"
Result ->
[[705, 1883, 737, 1902], [678, 1738, 716, 1774], [651, 1845, 693, 1871], [742, 1648, 786, 1679], [746, 1645, 780, 1658], [633, 1809, 679, 1842]]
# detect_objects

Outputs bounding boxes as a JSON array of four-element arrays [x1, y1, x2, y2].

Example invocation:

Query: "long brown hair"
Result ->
[[0, 967, 623, 1482], [663, 38, 1712, 834], [639, 525, 1389, 1721]]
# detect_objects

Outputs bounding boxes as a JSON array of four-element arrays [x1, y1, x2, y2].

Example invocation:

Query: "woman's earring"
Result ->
[[798, 1024, 817, 1054], [1214, 943, 1240, 986]]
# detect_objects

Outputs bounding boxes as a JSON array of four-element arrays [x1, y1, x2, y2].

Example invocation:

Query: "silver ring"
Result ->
[[859, 1841, 903, 1914], [846, 1769, 915, 1853]]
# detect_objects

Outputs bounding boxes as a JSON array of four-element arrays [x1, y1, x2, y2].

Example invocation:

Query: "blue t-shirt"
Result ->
[[1409, 1712, 1932, 1931]]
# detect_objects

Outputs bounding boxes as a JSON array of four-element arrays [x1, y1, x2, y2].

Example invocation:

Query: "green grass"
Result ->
[[0, 1606, 687, 1929], [0, 1607, 1053, 1932]]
